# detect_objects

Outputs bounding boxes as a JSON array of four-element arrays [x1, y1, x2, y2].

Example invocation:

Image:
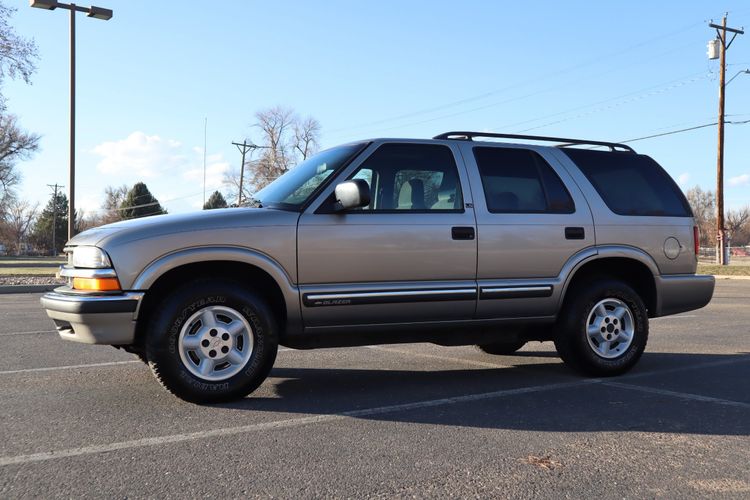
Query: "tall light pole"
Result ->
[[708, 15, 744, 265], [30, 0, 113, 242]]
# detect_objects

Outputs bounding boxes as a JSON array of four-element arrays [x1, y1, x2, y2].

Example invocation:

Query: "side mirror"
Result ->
[[334, 179, 371, 211]]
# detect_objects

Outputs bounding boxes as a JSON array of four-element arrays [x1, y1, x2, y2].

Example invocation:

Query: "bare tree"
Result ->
[[294, 116, 321, 161], [100, 184, 129, 224], [0, 196, 37, 255], [726, 207, 750, 245], [0, 190, 9, 219], [686, 186, 716, 247], [0, 114, 40, 196], [0, 3, 37, 86], [225, 107, 322, 204], [0, 3, 39, 201], [251, 106, 296, 188]]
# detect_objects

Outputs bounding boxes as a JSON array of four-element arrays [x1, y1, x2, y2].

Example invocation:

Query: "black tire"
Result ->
[[477, 341, 526, 355], [133, 351, 148, 364], [555, 279, 648, 377], [144, 279, 278, 404]]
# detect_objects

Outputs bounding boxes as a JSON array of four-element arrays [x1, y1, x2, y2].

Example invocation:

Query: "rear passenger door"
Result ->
[[459, 144, 595, 319], [297, 141, 477, 328]]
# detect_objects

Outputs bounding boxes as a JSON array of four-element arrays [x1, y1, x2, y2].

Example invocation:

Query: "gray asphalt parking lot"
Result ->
[[1, 281, 749, 498]]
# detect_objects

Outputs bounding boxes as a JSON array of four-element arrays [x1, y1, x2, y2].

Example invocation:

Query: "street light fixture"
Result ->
[[726, 68, 750, 86], [30, 0, 113, 246]]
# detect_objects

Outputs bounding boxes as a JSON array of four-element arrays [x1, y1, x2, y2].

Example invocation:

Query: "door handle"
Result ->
[[452, 226, 475, 240], [565, 227, 585, 240]]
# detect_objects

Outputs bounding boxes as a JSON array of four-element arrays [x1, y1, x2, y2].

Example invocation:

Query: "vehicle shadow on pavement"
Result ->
[[218, 351, 750, 436]]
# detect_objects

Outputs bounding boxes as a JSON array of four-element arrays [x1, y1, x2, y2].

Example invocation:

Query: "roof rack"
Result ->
[[432, 131, 635, 153]]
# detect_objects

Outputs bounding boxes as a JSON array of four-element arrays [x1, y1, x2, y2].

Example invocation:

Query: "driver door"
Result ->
[[297, 141, 478, 328]]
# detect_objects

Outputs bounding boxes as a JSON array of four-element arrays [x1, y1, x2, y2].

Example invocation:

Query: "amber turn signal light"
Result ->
[[72, 277, 121, 291]]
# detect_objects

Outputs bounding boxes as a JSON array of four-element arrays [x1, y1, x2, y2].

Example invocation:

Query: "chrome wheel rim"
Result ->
[[178, 305, 254, 381], [585, 298, 635, 359]]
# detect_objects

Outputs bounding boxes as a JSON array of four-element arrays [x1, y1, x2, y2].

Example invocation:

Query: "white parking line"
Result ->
[[0, 351, 748, 466], [0, 349, 295, 375], [0, 378, 600, 467], [622, 355, 750, 380], [0, 330, 57, 337], [602, 381, 750, 410], [0, 360, 140, 376]]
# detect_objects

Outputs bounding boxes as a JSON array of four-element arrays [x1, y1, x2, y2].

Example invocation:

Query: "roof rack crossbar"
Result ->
[[432, 131, 635, 153]]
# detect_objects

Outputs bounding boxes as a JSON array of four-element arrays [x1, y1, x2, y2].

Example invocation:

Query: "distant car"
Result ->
[[41, 131, 715, 403]]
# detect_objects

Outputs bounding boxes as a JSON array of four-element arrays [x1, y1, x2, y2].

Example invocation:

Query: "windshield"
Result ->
[[253, 142, 368, 209]]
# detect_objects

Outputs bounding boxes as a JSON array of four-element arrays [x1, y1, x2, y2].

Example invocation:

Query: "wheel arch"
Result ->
[[132, 247, 301, 346], [560, 246, 659, 317]]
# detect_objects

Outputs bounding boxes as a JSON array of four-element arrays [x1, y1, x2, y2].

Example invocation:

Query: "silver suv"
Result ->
[[41, 131, 715, 403]]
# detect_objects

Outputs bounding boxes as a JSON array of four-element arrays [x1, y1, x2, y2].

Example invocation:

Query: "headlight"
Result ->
[[72, 246, 112, 269]]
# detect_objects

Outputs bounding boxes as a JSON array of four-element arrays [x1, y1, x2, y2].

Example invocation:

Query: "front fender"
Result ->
[[131, 246, 295, 290]]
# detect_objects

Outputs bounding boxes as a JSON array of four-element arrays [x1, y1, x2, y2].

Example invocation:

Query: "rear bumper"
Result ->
[[40, 288, 144, 345], [654, 274, 715, 317]]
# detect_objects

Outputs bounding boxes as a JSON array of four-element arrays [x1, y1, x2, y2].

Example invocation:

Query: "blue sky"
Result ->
[[4, 0, 750, 214]]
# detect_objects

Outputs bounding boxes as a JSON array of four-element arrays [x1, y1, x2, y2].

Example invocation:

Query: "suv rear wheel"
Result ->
[[144, 279, 278, 404], [555, 279, 648, 376]]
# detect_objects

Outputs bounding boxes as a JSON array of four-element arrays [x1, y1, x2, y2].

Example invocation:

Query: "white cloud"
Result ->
[[87, 132, 232, 214], [91, 131, 187, 178], [183, 157, 231, 192], [729, 173, 750, 186], [77, 193, 102, 214], [677, 172, 691, 187]]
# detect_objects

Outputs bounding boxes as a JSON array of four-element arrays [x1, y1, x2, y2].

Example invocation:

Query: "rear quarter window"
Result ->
[[562, 149, 692, 217], [473, 147, 575, 214]]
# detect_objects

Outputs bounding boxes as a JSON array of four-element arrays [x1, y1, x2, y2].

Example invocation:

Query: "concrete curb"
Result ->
[[712, 275, 750, 280], [0, 284, 59, 295]]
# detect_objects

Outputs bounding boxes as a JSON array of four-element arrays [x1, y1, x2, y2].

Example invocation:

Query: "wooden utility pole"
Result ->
[[709, 15, 744, 265], [232, 140, 267, 206], [47, 183, 63, 256]]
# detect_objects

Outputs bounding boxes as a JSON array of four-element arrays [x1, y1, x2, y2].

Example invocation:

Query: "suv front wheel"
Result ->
[[144, 279, 278, 404], [555, 279, 648, 376]]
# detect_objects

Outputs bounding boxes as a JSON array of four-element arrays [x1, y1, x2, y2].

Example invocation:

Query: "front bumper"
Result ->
[[40, 288, 144, 345], [654, 274, 715, 317]]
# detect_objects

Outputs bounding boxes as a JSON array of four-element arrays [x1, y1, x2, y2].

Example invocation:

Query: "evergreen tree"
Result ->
[[121, 182, 166, 220], [203, 190, 228, 210], [29, 191, 67, 254]]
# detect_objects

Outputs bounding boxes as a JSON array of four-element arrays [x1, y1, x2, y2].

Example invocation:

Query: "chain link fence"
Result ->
[[699, 246, 750, 265]]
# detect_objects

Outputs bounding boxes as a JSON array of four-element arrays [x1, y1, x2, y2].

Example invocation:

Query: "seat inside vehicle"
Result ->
[[397, 178, 426, 210]]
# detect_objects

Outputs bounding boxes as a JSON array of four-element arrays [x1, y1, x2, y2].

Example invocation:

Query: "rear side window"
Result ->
[[473, 147, 575, 214], [563, 149, 691, 217]]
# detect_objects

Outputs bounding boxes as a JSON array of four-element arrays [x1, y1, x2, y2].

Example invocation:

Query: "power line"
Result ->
[[621, 122, 717, 143], [500, 71, 711, 133], [620, 118, 750, 144], [82, 190, 207, 215], [326, 19, 708, 137], [329, 21, 704, 134], [328, 43, 709, 142]]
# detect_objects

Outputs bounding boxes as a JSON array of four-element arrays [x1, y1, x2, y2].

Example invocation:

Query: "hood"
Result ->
[[67, 207, 300, 248]]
